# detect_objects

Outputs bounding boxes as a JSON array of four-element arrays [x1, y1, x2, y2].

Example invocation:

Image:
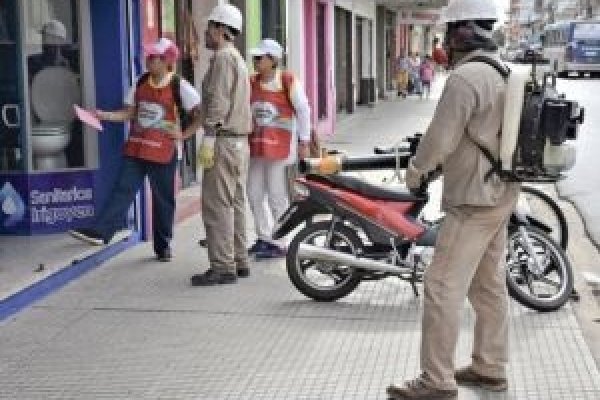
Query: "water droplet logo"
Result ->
[[0, 182, 26, 227]]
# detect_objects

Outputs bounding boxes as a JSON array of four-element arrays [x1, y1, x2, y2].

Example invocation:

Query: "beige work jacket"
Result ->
[[411, 50, 520, 209], [202, 44, 252, 135]]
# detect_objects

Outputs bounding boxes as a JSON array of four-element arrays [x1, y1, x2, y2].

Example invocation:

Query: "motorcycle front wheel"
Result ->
[[286, 221, 363, 302], [506, 226, 573, 312]]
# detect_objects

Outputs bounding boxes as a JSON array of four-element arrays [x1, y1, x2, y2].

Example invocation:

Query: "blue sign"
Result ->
[[0, 181, 26, 228], [0, 171, 96, 235]]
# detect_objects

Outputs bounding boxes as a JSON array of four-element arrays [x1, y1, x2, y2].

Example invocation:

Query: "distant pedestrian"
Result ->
[[409, 52, 422, 95], [396, 51, 410, 98], [246, 39, 312, 259], [419, 55, 435, 99], [432, 37, 449, 70]]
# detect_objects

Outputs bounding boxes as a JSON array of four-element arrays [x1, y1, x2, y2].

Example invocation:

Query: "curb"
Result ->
[[0, 234, 140, 322]]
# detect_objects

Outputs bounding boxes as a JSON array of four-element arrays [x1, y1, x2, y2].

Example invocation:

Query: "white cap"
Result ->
[[250, 39, 283, 60], [208, 4, 243, 33], [442, 0, 500, 24], [41, 19, 67, 41]]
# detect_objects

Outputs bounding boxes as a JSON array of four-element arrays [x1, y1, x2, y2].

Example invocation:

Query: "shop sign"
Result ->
[[0, 171, 96, 235]]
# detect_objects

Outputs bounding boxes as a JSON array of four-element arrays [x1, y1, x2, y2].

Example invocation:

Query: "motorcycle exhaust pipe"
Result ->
[[297, 243, 406, 274]]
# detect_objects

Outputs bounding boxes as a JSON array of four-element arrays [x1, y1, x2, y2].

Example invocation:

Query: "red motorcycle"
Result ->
[[273, 134, 574, 312]]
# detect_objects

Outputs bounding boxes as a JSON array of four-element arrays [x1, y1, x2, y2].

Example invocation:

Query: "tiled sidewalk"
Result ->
[[0, 214, 599, 399]]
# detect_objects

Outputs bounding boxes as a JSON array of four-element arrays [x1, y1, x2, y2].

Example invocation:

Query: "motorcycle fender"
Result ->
[[525, 215, 552, 234], [272, 199, 328, 240], [510, 211, 529, 227]]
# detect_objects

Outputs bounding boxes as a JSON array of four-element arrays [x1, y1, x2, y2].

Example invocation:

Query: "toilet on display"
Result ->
[[30, 65, 80, 170]]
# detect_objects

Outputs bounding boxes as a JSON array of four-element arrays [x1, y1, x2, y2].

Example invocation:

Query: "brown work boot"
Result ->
[[454, 366, 508, 392], [386, 378, 458, 399]]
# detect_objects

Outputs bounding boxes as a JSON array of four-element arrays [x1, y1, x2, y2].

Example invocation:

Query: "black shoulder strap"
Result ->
[[467, 56, 511, 81], [170, 74, 184, 117]]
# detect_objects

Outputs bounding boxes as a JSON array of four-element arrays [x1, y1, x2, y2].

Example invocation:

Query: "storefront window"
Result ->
[[160, 0, 176, 41], [0, 0, 25, 171], [261, 0, 286, 46], [26, 0, 83, 170]]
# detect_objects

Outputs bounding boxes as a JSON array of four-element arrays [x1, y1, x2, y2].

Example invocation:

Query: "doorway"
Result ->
[[334, 7, 352, 113]]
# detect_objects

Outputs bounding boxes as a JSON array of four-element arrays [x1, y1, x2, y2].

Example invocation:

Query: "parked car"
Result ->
[[516, 41, 546, 63]]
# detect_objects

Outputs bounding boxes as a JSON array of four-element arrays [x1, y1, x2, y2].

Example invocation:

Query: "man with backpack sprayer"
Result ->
[[386, 1, 520, 398], [68, 38, 202, 262]]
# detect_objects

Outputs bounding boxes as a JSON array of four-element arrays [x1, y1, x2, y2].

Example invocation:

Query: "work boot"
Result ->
[[190, 269, 237, 286], [248, 239, 270, 254], [236, 266, 250, 278], [454, 366, 508, 392], [156, 248, 172, 262], [386, 377, 457, 399], [254, 242, 287, 259]]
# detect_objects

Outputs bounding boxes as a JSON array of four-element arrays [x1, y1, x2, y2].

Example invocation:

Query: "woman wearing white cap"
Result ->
[[247, 38, 311, 259]]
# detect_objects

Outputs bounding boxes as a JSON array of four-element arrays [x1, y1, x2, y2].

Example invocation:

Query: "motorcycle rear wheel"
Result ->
[[520, 185, 569, 249], [506, 226, 573, 312], [287, 221, 363, 302]]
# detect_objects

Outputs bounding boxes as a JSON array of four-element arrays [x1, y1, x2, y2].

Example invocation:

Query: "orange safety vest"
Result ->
[[249, 71, 295, 161], [123, 77, 178, 164]]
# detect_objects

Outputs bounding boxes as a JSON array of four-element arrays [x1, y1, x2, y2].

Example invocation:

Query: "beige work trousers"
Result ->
[[420, 187, 519, 391], [202, 136, 250, 273]]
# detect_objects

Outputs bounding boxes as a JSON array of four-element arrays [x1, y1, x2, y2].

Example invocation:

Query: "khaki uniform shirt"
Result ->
[[202, 44, 252, 135], [412, 50, 520, 209]]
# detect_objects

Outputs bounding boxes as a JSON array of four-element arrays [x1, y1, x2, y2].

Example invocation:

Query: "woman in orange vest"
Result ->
[[68, 38, 202, 262], [247, 39, 311, 259]]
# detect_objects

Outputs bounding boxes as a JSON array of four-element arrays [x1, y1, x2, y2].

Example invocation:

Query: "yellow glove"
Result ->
[[405, 157, 423, 191], [197, 136, 215, 169]]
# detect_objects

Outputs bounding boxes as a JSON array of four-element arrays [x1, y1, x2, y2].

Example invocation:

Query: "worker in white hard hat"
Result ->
[[387, 0, 520, 398], [191, 3, 253, 286]]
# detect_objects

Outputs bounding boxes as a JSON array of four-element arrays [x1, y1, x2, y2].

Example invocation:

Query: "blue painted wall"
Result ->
[[89, 0, 147, 238]]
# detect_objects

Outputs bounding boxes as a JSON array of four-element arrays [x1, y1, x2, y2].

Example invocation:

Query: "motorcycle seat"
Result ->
[[320, 174, 422, 202]]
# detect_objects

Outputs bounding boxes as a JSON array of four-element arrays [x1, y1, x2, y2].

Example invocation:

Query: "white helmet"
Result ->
[[442, 0, 500, 24], [208, 3, 243, 33]]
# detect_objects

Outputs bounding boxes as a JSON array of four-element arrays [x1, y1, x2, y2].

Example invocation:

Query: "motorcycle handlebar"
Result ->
[[298, 133, 422, 176], [298, 153, 412, 175]]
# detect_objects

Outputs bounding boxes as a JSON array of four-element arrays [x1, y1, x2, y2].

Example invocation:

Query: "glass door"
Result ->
[[0, 0, 25, 171], [24, 0, 85, 171]]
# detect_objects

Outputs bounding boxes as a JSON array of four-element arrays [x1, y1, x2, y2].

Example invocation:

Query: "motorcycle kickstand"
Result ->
[[392, 239, 420, 297], [410, 270, 420, 297]]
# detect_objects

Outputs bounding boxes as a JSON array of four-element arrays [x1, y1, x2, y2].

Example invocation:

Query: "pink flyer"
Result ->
[[74, 105, 103, 131]]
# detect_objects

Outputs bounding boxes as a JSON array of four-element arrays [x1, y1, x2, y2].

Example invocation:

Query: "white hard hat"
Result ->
[[40, 19, 67, 41], [208, 3, 243, 33], [442, 0, 500, 23], [250, 39, 283, 59]]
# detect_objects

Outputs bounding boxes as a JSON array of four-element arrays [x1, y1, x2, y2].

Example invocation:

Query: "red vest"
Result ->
[[123, 76, 178, 164], [249, 71, 295, 161]]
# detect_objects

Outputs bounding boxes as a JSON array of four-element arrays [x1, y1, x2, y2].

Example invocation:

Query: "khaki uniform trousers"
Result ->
[[420, 187, 519, 391], [202, 136, 250, 273]]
